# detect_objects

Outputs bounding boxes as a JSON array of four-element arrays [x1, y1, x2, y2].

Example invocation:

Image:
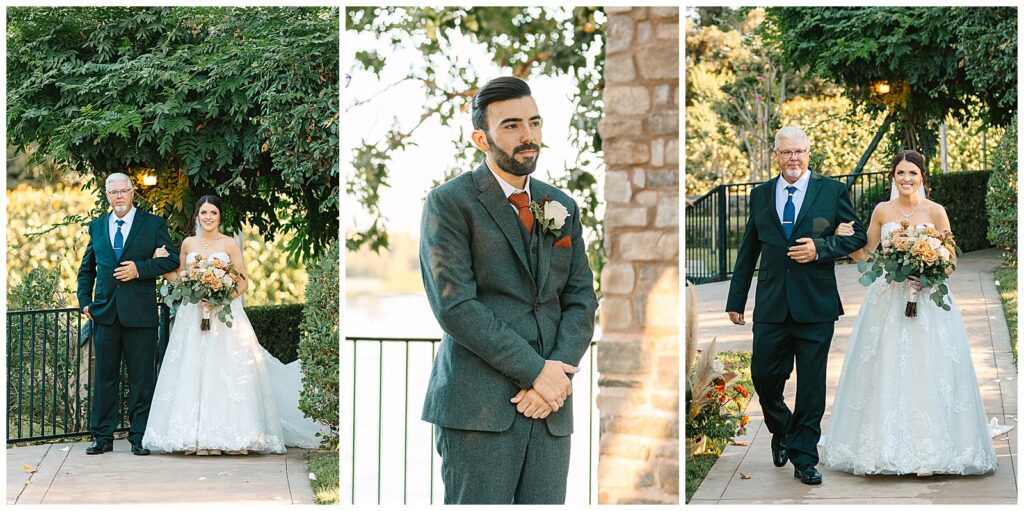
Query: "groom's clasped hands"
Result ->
[[510, 360, 579, 419]]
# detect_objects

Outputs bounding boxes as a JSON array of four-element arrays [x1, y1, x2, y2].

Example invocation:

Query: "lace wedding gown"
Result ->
[[143, 251, 327, 453], [822, 223, 998, 475]]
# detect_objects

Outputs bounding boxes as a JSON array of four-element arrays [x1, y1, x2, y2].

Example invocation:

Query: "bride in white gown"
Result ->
[[822, 150, 998, 475], [142, 195, 327, 454]]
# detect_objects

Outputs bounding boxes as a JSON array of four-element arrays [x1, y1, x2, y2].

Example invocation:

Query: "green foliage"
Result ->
[[993, 266, 1017, 367], [685, 8, 1008, 196], [306, 450, 340, 504], [246, 304, 305, 364], [7, 185, 307, 308], [345, 7, 605, 260], [761, 7, 1017, 159], [7, 7, 339, 259], [986, 116, 1017, 264], [928, 171, 993, 253], [9, 267, 68, 311], [298, 244, 339, 449], [684, 350, 752, 503]]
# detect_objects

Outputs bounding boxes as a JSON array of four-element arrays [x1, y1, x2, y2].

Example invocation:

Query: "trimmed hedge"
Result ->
[[855, 171, 993, 253], [987, 116, 1018, 264], [246, 304, 305, 363], [929, 171, 993, 253], [298, 244, 339, 449]]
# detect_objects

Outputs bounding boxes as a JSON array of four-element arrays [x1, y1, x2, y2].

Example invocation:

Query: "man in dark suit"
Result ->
[[77, 173, 179, 456], [725, 126, 867, 485], [419, 76, 598, 504]]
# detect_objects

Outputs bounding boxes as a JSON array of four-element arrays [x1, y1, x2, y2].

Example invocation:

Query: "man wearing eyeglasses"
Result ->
[[77, 172, 179, 456], [725, 126, 866, 485]]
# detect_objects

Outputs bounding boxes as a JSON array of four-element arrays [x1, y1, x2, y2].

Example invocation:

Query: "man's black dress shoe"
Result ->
[[85, 440, 113, 455], [130, 441, 151, 456], [770, 435, 788, 467], [793, 465, 822, 485]]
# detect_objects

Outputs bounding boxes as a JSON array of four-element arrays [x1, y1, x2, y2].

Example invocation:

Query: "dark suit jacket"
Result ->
[[725, 171, 867, 325], [420, 162, 598, 436], [77, 209, 179, 328]]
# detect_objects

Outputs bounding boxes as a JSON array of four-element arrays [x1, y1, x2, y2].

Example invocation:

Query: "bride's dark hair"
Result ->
[[888, 149, 931, 196], [191, 195, 223, 235]]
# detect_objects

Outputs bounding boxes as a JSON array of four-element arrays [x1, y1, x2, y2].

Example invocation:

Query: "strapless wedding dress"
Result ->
[[822, 223, 998, 475], [142, 251, 327, 453]]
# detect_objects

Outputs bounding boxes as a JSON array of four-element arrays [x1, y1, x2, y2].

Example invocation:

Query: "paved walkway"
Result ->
[[6, 440, 316, 504], [689, 248, 1018, 504]]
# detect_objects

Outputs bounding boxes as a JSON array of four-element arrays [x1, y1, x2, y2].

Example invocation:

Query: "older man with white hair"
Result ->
[[725, 126, 867, 485], [77, 173, 179, 456]]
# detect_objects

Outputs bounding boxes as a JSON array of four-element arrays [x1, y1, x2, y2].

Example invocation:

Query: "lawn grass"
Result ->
[[306, 450, 339, 504], [685, 350, 753, 503], [993, 265, 1017, 367]]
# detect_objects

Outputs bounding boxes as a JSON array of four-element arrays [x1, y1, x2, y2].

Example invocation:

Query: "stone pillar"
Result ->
[[596, 6, 679, 505]]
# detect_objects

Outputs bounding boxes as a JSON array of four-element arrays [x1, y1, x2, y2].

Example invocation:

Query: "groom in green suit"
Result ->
[[77, 173, 179, 456], [726, 127, 866, 485], [420, 76, 598, 504]]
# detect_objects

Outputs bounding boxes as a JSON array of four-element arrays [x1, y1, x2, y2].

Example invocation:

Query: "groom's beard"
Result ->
[[113, 204, 130, 214], [488, 136, 540, 177]]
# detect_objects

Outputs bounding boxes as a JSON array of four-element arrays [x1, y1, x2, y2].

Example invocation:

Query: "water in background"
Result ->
[[342, 291, 599, 504]]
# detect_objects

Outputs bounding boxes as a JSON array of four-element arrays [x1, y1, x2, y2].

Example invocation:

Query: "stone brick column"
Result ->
[[596, 6, 680, 505]]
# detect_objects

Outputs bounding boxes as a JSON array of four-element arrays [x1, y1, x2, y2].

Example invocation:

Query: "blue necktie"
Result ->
[[113, 219, 125, 259], [782, 186, 797, 239]]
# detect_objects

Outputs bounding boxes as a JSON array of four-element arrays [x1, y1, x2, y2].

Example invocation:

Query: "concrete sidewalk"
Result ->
[[7, 440, 316, 504], [689, 248, 1018, 504]]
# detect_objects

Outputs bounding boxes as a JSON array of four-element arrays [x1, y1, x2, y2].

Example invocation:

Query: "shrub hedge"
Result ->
[[246, 304, 305, 363], [298, 244, 339, 449], [987, 116, 1018, 264]]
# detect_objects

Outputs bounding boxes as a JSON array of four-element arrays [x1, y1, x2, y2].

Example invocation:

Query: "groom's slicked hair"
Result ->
[[472, 76, 532, 132]]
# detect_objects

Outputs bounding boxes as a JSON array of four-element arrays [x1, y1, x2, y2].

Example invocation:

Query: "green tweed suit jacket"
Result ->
[[420, 162, 598, 437]]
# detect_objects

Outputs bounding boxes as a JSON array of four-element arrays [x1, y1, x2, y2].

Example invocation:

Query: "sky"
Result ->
[[341, 9, 603, 239]]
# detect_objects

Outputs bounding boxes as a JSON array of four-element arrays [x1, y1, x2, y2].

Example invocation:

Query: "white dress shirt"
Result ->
[[487, 159, 531, 213], [775, 170, 811, 226], [108, 205, 137, 249]]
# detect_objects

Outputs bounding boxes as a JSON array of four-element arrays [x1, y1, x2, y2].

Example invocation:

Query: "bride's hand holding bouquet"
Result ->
[[857, 221, 960, 317], [161, 254, 245, 330]]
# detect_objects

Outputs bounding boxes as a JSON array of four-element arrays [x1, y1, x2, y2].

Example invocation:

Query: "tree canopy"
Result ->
[[345, 6, 605, 264], [7, 7, 339, 259], [762, 7, 1017, 158]]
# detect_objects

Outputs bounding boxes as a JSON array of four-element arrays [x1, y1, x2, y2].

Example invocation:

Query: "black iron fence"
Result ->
[[7, 305, 171, 444], [344, 336, 598, 505], [685, 171, 891, 284]]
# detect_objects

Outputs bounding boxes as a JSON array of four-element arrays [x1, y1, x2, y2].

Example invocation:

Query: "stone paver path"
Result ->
[[689, 248, 1017, 504], [7, 440, 315, 504]]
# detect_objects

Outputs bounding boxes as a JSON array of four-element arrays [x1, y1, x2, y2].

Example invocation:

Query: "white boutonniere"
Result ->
[[529, 196, 569, 237]]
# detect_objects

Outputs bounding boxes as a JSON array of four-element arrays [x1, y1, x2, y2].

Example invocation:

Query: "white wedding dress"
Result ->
[[143, 251, 327, 453], [822, 222, 998, 475]]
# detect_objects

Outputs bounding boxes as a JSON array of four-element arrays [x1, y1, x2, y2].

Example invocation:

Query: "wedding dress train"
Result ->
[[142, 251, 326, 453]]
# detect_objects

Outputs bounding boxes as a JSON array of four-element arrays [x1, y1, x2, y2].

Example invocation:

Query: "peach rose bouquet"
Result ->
[[160, 255, 244, 330], [858, 221, 960, 317]]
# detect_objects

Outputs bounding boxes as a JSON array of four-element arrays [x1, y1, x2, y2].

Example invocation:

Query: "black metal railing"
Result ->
[[685, 171, 891, 284], [7, 305, 171, 444], [344, 337, 598, 505]]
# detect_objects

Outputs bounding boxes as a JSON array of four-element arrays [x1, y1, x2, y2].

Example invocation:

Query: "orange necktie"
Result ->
[[508, 192, 534, 234]]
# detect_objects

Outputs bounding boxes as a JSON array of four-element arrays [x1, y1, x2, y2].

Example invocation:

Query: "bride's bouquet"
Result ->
[[858, 221, 960, 317], [160, 255, 244, 330]]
